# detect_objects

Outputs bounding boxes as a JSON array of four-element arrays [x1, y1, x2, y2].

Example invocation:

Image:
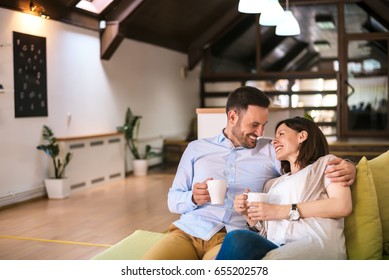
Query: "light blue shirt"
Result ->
[[168, 132, 281, 241]]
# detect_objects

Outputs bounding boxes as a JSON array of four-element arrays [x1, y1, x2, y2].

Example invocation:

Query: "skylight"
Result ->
[[76, 0, 114, 14]]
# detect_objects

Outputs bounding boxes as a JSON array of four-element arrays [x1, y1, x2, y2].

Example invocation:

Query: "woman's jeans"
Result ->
[[215, 229, 278, 260]]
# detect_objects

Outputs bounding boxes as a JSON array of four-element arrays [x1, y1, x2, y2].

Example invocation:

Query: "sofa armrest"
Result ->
[[91, 230, 165, 260]]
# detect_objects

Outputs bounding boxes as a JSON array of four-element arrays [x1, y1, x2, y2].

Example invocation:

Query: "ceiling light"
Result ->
[[275, 10, 300, 36], [259, 0, 284, 26], [275, 0, 300, 37], [99, 20, 107, 29], [315, 14, 336, 29], [29, 0, 36, 12], [238, 0, 268, 14], [29, 1, 49, 19], [40, 13, 50, 19], [237, 0, 301, 35]]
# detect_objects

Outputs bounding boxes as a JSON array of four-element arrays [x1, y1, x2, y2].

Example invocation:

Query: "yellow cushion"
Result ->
[[91, 230, 165, 260], [369, 150, 389, 253], [344, 156, 382, 259]]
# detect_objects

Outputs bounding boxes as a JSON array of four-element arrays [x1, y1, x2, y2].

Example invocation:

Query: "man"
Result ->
[[142, 86, 356, 260]]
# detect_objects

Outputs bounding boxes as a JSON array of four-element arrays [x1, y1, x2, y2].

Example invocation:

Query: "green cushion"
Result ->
[[344, 156, 383, 259], [91, 230, 165, 260], [368, 150, 389, 255]]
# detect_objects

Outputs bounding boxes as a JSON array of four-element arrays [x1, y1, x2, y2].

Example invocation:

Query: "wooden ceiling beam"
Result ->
[[105, 0, 146, 22], [358, 0, 389, 30], [100, 21, 125, 60], [100, 0, 146, 60], [267, 42, 308, 71], [187, 8, 245, 70]]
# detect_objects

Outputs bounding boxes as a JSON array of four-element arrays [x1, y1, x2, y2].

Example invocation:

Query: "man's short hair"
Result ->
[[226, 86, 270, 115]]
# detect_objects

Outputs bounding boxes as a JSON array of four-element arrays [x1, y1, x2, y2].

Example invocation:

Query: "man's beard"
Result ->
[[231, 123, 257, 149]]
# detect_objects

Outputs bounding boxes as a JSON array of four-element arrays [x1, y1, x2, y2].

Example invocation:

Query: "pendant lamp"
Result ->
[[238, 0, 267, 14], [275, 0, 300, 36], [259, 0, 284, 26]]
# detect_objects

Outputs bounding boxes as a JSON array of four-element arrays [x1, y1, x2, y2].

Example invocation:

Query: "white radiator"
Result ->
[[57, 133, 125, 191]]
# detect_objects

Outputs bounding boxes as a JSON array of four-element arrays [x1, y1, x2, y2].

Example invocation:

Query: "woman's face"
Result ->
[[272, 123, 306, 163]]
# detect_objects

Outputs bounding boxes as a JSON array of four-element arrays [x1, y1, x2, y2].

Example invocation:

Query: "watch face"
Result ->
[[289, 210, 300, 221]]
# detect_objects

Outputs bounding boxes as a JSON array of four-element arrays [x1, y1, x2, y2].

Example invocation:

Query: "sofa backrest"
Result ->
[[368, 150, 389, 258], [344, 156, 383, 259]]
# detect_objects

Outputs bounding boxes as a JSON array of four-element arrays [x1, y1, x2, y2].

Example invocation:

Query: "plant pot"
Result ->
[[44, 178, 70, 199], [132, 159, 148, 176]]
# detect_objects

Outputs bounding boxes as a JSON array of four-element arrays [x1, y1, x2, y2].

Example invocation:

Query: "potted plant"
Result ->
[[37, 125, 72, 199], [117, 107, 161, 176]]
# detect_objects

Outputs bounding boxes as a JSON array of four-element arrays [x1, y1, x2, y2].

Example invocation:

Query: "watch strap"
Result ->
[[246, 221, 263, 233]]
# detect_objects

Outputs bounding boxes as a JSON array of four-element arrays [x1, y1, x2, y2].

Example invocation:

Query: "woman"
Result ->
[[216, 117, 352, 260]]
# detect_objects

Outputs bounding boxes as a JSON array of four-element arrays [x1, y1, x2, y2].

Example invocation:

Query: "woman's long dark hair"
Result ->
[[275, 117, 329, 173]]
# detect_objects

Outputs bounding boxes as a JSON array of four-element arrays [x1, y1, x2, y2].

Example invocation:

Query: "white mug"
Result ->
[[206, 179, 227, 205], [244, 192, 269, 203]]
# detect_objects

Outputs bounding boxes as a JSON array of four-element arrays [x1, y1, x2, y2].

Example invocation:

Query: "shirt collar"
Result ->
[[217, 129, 245, 150], [217, 129, 227, 143]]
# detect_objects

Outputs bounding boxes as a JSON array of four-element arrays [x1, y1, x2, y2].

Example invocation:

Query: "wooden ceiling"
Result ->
[[1, 0, 388, 72]]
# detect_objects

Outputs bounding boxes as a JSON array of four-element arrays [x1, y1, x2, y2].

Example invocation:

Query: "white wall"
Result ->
[[0, 8, 200, 205]]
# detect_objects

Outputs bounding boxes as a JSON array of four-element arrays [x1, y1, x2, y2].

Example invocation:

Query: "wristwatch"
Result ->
[[247, 221, 263, 233], [289, 204, 300, 221]]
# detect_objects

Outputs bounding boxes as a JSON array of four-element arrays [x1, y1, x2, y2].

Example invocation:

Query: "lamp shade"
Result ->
[[238, 0, 267, 14], [259, 0, 284, 26], [276, 10, 301, 36]]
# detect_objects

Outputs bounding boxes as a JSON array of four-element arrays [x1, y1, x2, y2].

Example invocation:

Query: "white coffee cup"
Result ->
[[245, 192, 269, 203], [206, 179, 227, 205]]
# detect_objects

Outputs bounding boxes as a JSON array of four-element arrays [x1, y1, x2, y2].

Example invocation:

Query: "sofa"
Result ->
[[344, 150, 389, 260], [92, 150, 389, 260]]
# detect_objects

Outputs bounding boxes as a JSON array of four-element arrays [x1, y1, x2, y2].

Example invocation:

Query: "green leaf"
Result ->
[[37, 125, 72, 179]]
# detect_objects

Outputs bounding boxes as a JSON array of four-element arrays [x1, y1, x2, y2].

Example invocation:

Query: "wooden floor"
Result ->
[[0, 166, 179, 260]]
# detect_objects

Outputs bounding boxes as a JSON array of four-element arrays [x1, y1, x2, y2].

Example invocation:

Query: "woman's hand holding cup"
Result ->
[[234, 188, 251, 214], [238, 190, 270, 219]]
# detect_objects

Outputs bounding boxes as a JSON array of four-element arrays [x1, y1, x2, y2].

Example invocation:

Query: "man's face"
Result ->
[[230, 105, 269, 148]]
